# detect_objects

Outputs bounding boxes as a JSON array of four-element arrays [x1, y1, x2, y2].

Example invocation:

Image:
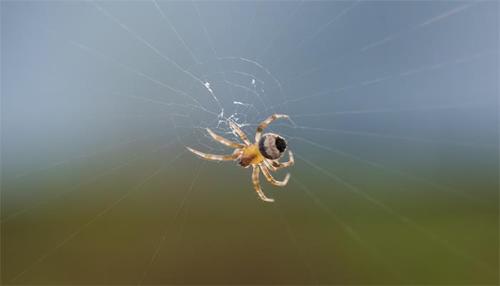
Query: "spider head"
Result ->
[[258, 133, 287, 160]]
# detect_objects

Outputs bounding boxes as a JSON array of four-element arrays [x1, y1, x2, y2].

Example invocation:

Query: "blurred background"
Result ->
[[1, 0, 498, 284]]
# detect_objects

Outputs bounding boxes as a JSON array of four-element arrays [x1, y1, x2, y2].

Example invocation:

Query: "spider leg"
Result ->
[[259, 164, 290, 187], [186, 147, 241, 161], [263, 160, 278, 172], [255, 114, 290, 142], [252, 166, 274, 202], [228, 120, 251, 145], [267, 150, 294, 171], [206, 128, 245, 148]]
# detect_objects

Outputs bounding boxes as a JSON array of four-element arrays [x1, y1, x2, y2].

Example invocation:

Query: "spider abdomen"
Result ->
[[258, 133, 287, 160]]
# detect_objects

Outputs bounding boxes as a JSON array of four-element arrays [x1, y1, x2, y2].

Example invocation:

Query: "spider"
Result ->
[[186, 114, 294, 202]]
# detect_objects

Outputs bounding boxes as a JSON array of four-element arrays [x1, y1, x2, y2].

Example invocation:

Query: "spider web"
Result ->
[[1, 0, 498, 285]]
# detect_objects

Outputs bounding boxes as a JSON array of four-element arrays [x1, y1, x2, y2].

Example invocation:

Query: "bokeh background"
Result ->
[[1, 0, 498, 284]]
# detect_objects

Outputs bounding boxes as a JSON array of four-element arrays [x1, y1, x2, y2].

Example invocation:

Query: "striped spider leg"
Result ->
[[186, 127, 245, 162]]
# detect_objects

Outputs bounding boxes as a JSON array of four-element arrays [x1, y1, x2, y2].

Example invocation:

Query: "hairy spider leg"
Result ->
[[186, 147, 241, 161], [252, 166, 274, 202], [259, 164, 290, 186], [206, 128, 244, 148], [266, 150, 295, 171], [255, 114, 290, 142], [228, 120, 251, 145]]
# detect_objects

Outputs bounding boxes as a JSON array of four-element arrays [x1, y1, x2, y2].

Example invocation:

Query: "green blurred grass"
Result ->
[[1, 141, 498, 284]]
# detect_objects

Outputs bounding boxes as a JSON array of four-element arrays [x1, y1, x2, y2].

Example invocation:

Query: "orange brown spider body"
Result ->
[[238, 144, 264, 167], [186, 114, 294, 202]]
